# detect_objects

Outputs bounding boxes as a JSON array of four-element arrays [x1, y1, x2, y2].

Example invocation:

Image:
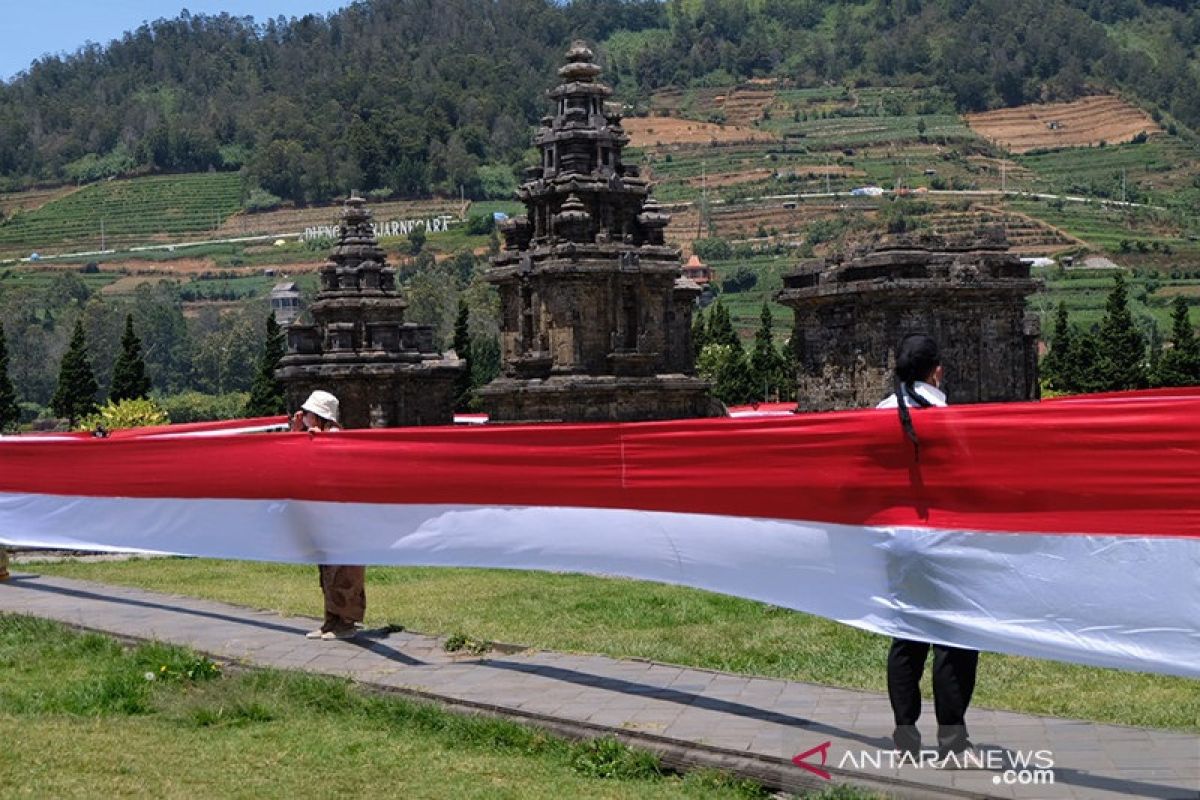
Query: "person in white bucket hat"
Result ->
[[292, 389, 341, 433], [290, 390, 364, 641]]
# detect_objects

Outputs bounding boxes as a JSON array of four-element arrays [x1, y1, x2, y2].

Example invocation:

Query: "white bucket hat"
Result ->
[[301, 390, 340, 424]]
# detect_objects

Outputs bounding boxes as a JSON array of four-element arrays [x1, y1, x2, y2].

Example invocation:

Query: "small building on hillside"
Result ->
[[270, 282, 302, 325], [682, 254, 714, 286]]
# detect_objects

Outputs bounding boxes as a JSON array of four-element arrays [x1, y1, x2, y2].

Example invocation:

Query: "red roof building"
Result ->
[[682, 254, 714, 285]]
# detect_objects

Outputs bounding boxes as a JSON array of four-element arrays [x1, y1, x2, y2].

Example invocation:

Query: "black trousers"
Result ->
[[887, 638, 979, 754]]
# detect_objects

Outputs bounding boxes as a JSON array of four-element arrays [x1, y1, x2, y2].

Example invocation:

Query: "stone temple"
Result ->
[[478, 41, 716, 423], [277, 197, 463, 428], [777, 230, 1040, 411]]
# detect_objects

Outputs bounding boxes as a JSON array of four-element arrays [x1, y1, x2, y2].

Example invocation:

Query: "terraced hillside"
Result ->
[[666, 198, 878, 246], [0, 185, 78, 218], [927, 207, 1079, 254], [649, 84, 778, 125], [1016, 137, 1200, 208], [1007, 198, 1200, 264], [623, 117, 777, 149], [0, 173, 242, 257], [965, 95, 1161, 153]]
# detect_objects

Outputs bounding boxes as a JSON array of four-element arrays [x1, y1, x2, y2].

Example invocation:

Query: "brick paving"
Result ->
[[1, 572, 1196, 799]]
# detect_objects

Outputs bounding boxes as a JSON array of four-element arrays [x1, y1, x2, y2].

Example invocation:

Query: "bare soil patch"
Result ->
[[965, 96, 1160, 153], [685, 169, 775, 188], [719, 88, 777, 126], [1156, 285, 1200, 298], [107, 257, 222, 275], [625, 117, 778, 148], [0, 185, 79, 216], [181, 300, 249, 318], [101, 275, 179, 294]]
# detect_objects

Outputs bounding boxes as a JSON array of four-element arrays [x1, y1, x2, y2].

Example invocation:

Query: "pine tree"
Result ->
[[51, 319, 99, 427], [748, 302, 789, 401], [715, 346, 754, 405], [110, 313, 152, 401], [1153, 296, 1200, 387], [1096, 273, 1146, 391], [451, 299, 472, 410], [1041, 301, 1074, 391], [708, 300, 740, 351], [244, 315, 286, 417], [691, 306, 709, 359], [0, 324, 19, 432], [1071, 329, 1107, 394]]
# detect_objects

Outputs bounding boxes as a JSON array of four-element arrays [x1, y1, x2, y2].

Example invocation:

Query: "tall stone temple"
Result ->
[[277, 197, 463, 428], [478, 41, 715, 423], [777, 230, 1040, 411]]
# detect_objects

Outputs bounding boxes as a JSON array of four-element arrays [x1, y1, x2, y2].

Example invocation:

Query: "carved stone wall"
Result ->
[[277, 197, 463, 428], [777, 231, 1041, 411], [479, 41, 715, 423]]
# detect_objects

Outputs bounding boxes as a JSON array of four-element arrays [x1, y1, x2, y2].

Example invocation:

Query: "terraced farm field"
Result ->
[[644, 144, 857, 201], [1032, 268, 1200, 331], [966, 95, 1160, 153], [1016, 137, 1200, 206], [0, 185, 79, 217], [0, 265, 119, 293], [1007, 198, 1199, 263], [927, 207, 1079, 254], [650, 84, 780, 125], [0, 173, 242, 257], [700, 252, 795, 338], [667, 198, 877, 245], [765, 113, 975, 148], [716, 86, 776, 126], [623, 116, 777, 148]]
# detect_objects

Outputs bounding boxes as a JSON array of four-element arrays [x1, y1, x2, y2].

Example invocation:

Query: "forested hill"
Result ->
[[1, 0, 1197, 203]]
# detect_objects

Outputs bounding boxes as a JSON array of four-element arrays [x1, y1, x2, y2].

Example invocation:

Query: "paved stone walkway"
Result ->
[[1, 572, 1196, 799]]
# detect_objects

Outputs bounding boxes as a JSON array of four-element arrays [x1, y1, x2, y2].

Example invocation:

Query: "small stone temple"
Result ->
[[479, 41, 715, 422], [277, 197, 463, 428], [777, 230, 1040, 411]]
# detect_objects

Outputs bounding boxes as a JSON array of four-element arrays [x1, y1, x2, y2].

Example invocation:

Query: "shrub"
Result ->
[[477, 164, 518, 200], [157, 391, 251, 423], [465, 213, 494, 235], [721, 267, 759, 294], [692, 237, 733, 261], [77, 398, 169, 432], [243, 187, 282, 213]]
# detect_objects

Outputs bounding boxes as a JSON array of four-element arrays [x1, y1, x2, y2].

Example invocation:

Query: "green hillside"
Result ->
[[1, 0, 1198, 205], [0, 173, 241, 257]]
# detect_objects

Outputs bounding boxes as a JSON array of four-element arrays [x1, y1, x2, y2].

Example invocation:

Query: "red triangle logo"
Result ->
[[792, 741, 832, 780]]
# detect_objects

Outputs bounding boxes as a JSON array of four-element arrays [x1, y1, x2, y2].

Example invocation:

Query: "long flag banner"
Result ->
[[2, 389, 1197, 678]]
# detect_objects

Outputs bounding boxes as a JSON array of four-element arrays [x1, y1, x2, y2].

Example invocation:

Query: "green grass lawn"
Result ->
[[1, 614, 812, 800], [25, 558, 1200, 733]]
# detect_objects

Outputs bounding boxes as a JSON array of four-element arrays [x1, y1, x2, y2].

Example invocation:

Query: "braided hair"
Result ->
[[893, 333, 940, 461]]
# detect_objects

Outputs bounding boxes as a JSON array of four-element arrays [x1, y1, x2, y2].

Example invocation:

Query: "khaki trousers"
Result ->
[[318, 564, 366, 626]]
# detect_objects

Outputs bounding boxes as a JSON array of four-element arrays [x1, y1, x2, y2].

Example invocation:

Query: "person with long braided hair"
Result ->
[[875, 332, 945, 456], [876, 334, 979, 762]]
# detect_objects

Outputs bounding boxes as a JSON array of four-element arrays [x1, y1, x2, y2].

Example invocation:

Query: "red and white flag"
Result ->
[[2, 389, 1197, 678]]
